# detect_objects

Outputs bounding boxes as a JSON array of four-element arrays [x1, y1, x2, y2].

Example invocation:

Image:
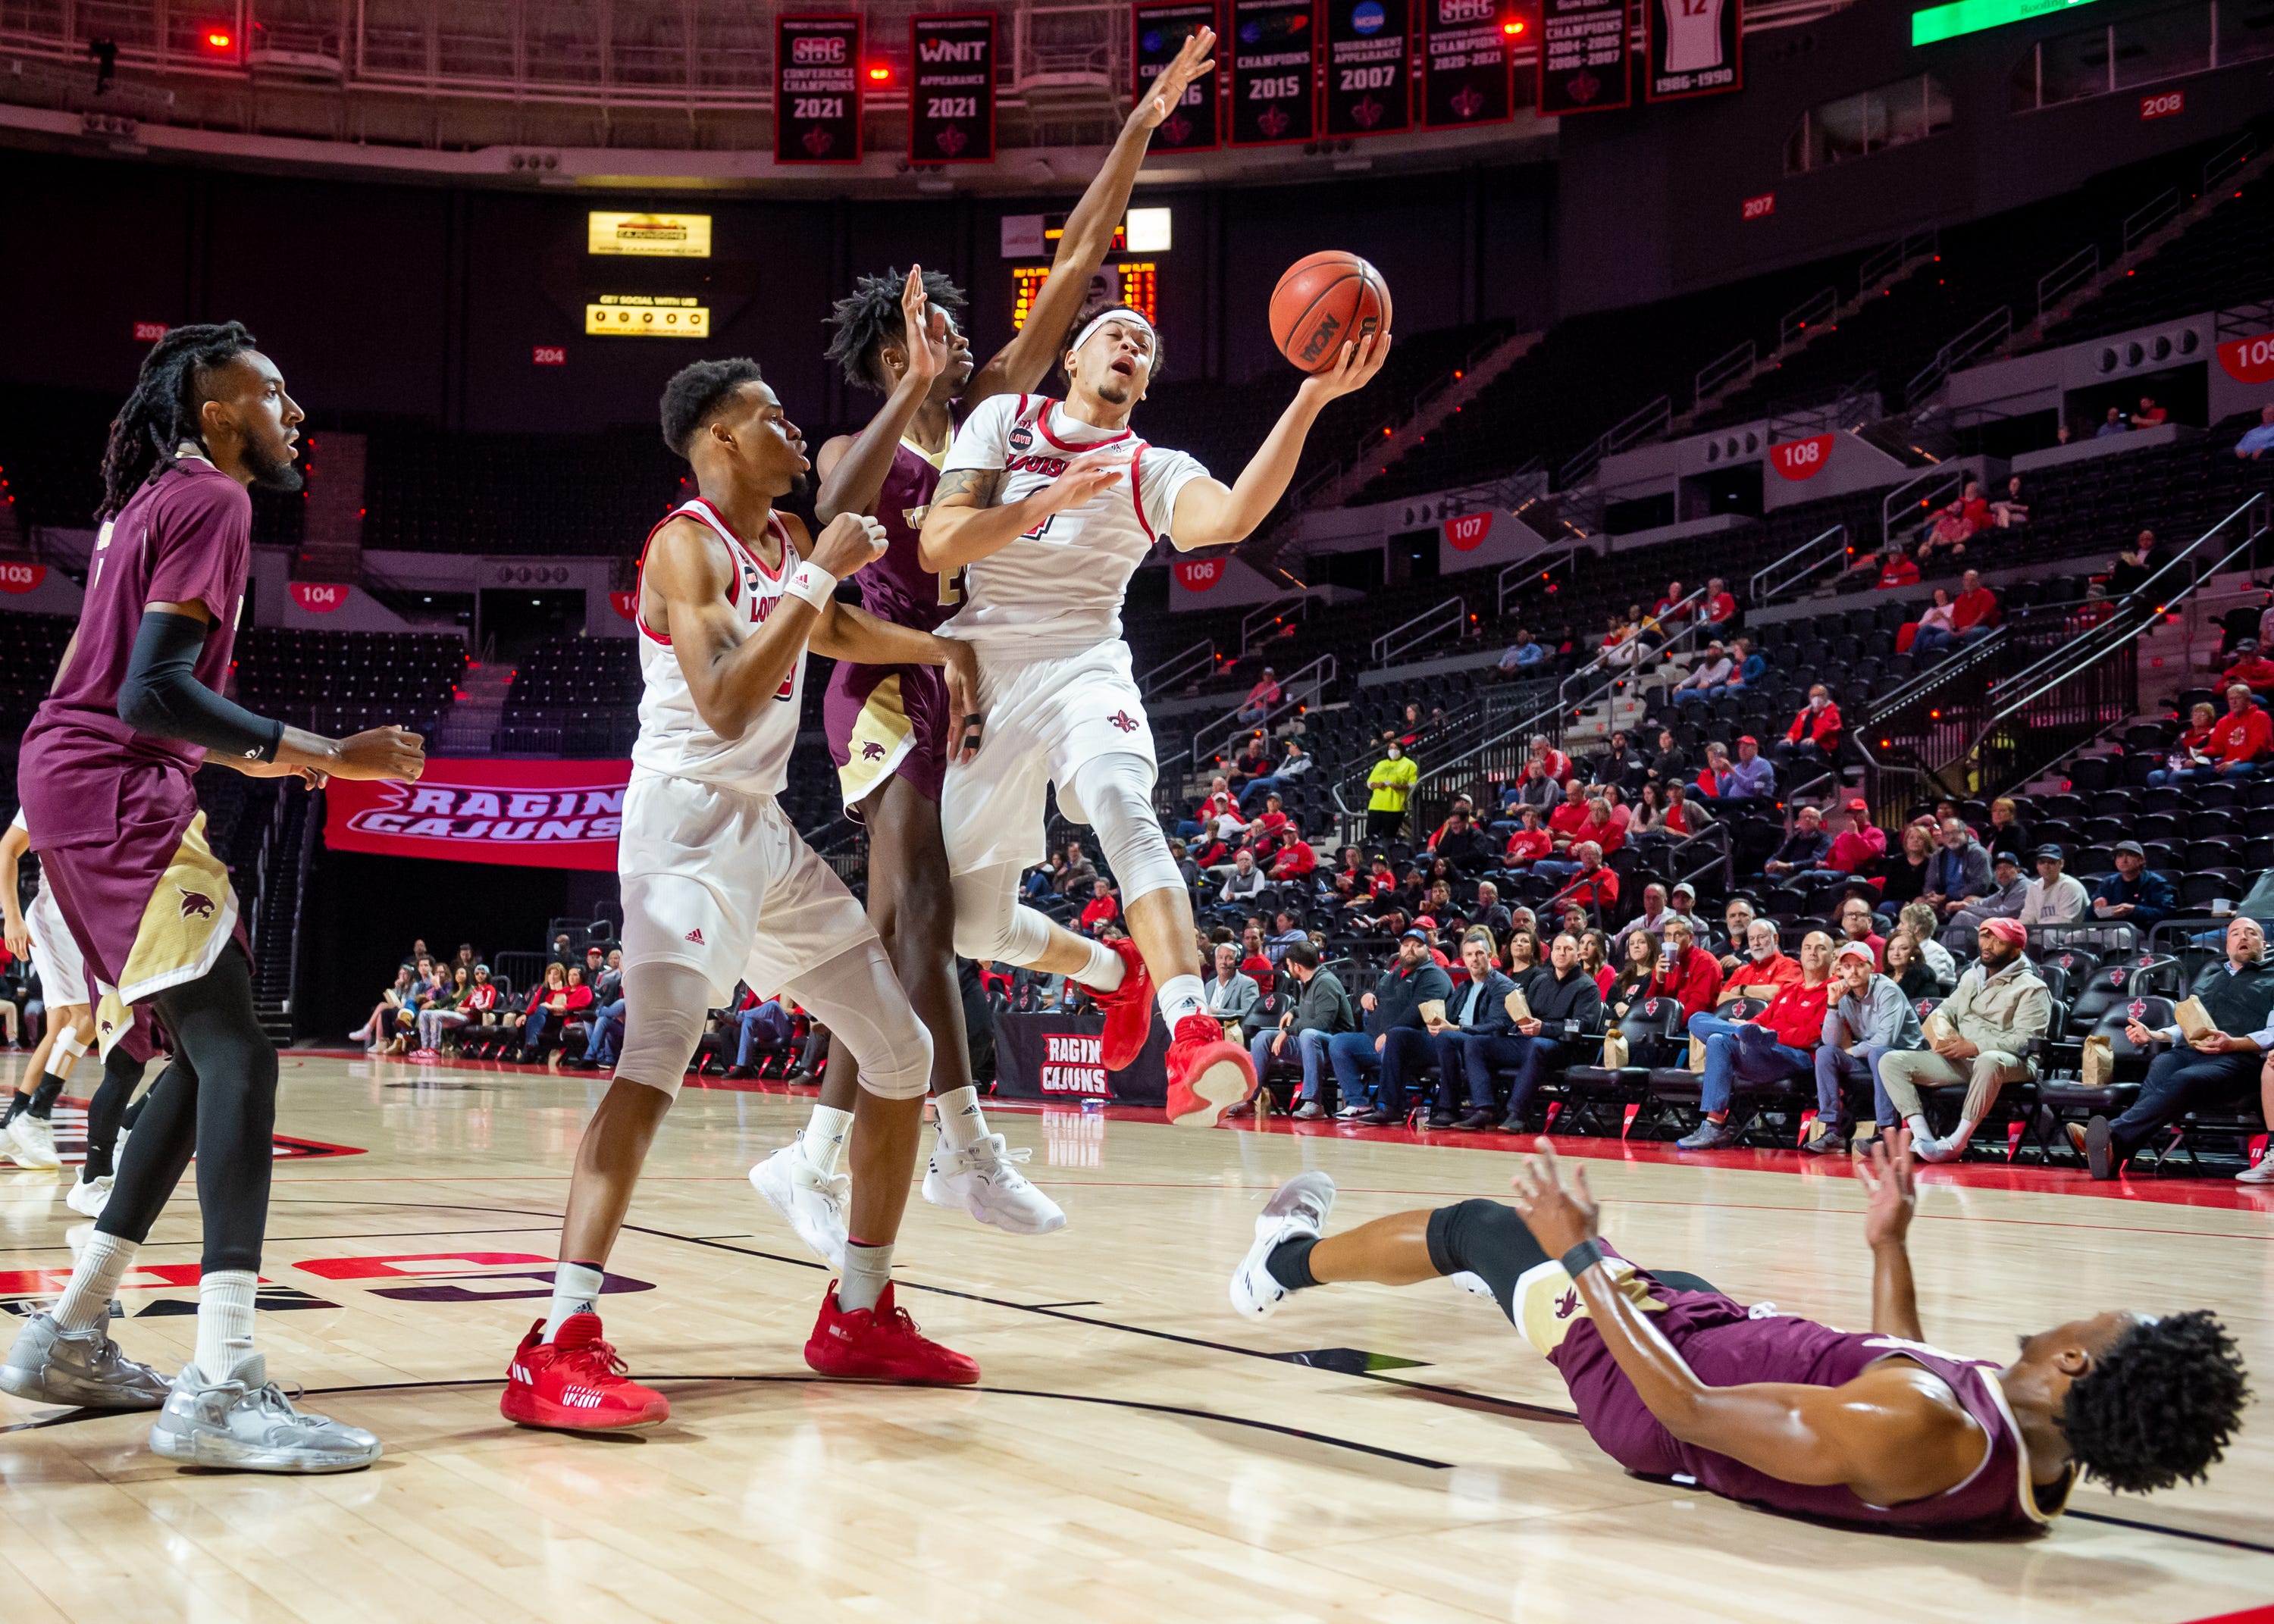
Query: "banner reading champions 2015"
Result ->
[[325, 759, 632, 872]]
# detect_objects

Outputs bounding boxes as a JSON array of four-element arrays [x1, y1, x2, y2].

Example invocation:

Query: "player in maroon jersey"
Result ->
[[1229, 1132, 2245, 1529], [750, 27, 1217, 1263]]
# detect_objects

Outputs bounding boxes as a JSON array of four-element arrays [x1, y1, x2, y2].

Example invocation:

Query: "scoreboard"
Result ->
[[1010, 261, 1160, 331]]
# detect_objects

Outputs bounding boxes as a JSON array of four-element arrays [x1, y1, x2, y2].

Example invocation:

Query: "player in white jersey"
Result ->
[[921, 309, 1389, 1126], [500, 357, 991, 1434], [0, 808, 95, 1179]]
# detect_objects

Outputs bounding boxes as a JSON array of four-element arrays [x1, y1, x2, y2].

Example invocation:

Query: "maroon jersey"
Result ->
[[863, 438, 959, 634], [1550, 1260, 2073, 1532]]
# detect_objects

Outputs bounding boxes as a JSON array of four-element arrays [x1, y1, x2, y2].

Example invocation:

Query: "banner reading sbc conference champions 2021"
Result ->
[[324, 759, 632, 873]]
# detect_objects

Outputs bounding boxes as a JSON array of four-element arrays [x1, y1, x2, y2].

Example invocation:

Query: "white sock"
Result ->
[[543, 1261, 606, 1341], [52, 1232, 136, 1333], [1944, 1118, 1977, 1151], [935, 1085, 988, 1150], [1076, 937, 1125, 991], [838, 1241, 893, 1315], [195, 1269, 259, 1383], [1905, 1114, 1935, 1147], [1158, 974, 1207, 1027], [802, 1105, 854, 1177]]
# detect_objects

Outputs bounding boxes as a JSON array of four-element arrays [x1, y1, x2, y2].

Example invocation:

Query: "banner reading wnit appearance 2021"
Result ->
[[325, 759, 631, 872]]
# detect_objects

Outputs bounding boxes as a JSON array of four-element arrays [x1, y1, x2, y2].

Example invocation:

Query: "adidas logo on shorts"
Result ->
[[686, 928, 705, 944]]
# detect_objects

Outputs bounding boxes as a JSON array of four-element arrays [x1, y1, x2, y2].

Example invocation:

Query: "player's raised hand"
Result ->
[[899, 264, 951, 391], [1138, 27, 1216, 130], [1032, 445, 1128, 517], [813, 512, 890, 577], [334, 725, 425, 783], [1299, 328, 1393, 404], [1508, 1139, 1599, 1255], [1854, 1125, 1918, 1250]]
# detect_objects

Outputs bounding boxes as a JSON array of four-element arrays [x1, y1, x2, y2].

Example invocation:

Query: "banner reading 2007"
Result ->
[[325, 759, 633, 872]]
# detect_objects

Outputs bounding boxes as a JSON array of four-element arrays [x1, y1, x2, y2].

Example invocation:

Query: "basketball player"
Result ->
[[500, 356, 988, 1434], [0, 809, 94, 1176], [918, 313, 1389, 1128], [753, 28, 1219, 1266], [1, 324, 425, 1472], [1230, 1132, 2246, 1528]]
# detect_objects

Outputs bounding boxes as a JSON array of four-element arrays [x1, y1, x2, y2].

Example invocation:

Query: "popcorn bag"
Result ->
[[2081, 1033, 2113, 1090], [1602, 1028, 1629, 1068]]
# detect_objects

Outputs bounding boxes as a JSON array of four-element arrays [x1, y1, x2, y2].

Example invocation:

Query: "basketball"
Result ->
[[1270, 250, 1392, 374]]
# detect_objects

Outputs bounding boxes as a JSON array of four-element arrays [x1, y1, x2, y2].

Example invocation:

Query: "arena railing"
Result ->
[[1747, 524, 1850, 605], [2036, 246, 2100, 327], [1239, 592, 1315, 657], [1137, 637, 1218, 699], [1188, 652, 1338, 771], [1370, 596, 1467, 668], [1880, 465, 1971, 553], [1903, 307, 2012, 411]]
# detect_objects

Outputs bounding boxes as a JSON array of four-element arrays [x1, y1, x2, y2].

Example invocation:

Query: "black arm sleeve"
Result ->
[[116, 610, 284, 762]]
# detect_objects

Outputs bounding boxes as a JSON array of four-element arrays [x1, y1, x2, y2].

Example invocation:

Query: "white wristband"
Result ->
[[784, 562, 838, 612]]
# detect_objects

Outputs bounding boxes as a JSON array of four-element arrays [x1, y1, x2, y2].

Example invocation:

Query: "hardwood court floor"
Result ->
[[3, 1050, 2272, 1624]]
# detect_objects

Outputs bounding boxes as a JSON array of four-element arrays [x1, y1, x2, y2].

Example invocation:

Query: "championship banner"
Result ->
[[1323, 0, 1411, 138], [776, 14, 862, 163], [991, 1012, 1171, 1105], [1133, 1, 1221, 150], [1645, 0, 1739, 102], [324, 759, 632, 873], [911, 14, 995, 164], [1539, 0, 1630, 114], [1229, 0, 1317, 147], [1423, 0, 1513, 127]]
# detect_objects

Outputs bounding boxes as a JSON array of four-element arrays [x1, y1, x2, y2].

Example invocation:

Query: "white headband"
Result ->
[[1070, 308, 1156, 359]]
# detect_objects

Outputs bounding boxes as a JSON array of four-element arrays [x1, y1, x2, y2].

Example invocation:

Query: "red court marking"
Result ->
[[2185, 1608, 2274, 1624]]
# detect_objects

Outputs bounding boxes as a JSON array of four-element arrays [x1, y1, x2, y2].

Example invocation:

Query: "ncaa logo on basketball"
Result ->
[[1039, 1033, 1106, 1093]]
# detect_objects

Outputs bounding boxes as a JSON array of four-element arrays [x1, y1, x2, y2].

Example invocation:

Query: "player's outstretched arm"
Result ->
[[1508, 1142, 1983, 1505], [816, 267, 953, 524], [1855, 1128, 1926, 1342], [968, 27, 1217, 404], [647, 512, 886, 740], [1169, 333, 1392, 549], [920, 449, 1128, 571]]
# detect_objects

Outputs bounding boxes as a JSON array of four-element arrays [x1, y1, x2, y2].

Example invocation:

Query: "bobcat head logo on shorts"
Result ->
[[1555, 1287, 1580, 1320], [860, 740, 887, 761], [1108, 709, 1141, 733], [177, 887, 218, 921]]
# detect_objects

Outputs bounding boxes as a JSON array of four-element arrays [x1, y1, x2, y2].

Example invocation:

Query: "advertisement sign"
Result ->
[[324, 759, 633, 872], [1539, 0, 1629, 114], [584, 212, 713, 258], [1323, 0, 1411, 137], [993, 1012, 1170, 1104], [1229, 0, 1318, 146], [1134, 0, 1223, 150], [911, 14, 995, 163], [1423, 0, 1512, 127], [1646, 0, 1740, 102], [776, 14, 863, 163], [584, 297, 711, 338]]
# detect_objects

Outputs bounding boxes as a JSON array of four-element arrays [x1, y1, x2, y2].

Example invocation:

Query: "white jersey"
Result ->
[[6, 806, 86, 1006], [629, 498, 806, 796], [1661, 0, 1725, 73], [938, 394, 1209, 659]]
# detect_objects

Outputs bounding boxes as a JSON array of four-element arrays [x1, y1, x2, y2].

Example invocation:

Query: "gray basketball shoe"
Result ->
[[1229, 1171, 1338, 1321], [0, 1311, 171, 1409], [149, 1357, 383, 1473]]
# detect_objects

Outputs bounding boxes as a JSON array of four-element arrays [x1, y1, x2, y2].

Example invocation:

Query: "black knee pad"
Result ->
[[1424, 1198, 1552, 1321]]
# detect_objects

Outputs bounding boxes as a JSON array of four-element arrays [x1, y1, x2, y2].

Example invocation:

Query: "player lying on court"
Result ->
[[502, 355, 993, 1432], [916, 307, 1389, 1130], [753, 27, 1218, 1269], [1230, 1131, 2246, 1529]]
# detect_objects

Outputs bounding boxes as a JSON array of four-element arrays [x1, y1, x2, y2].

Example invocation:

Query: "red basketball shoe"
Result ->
[[1083, 935, 1154, 1071], [803, 1284, 980, 1385], [1164, 1012, 1256, 1129], [500, 1313, 670, 1431]]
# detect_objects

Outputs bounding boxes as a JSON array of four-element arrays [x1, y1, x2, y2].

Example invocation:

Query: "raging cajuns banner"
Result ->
[[325, 759, 632, 872]]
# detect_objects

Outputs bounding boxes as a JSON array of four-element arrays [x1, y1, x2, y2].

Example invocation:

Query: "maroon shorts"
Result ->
[[824, 660, 951, 815]]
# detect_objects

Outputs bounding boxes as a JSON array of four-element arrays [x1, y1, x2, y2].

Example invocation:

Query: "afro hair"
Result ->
[[2060, 1310, 2249, 1494], [659, 357, 765, 458], [823, 268, 968, 393]]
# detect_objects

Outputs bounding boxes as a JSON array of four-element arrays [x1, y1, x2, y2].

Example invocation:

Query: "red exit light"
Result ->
[[204, 27, 233, 52], [866, 64, 891, 82]]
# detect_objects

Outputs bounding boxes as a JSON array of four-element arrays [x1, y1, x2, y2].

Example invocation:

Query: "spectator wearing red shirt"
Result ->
[[1269, 837, 1317, 883], [2133, 395, 2168, 430], [1950, 569, 2000, 643], [521, 965, 596, 1064], [1236, 668, 1282, 724], [1677, 930, 1833, 1150], [1548, 842, 1619, 915], [1721, 919, 1804, 997], [2211, 682, 2274, 777], [1876, 549, 1920, 590], [1835, 896, 1887, 970], [1546, 780, 1593, 847], [2224, 644, 2274, 697], [1820, 798, 1889, 875], [1695, 743, 1731, 799], [1699, 577, 1737, 631], [1503, 804, 1552, 868], [1919, 479, 1991, 564], [1647, 918, 1724, 1019], [2149, 699, 2223, 787], [1079, 878, 1121, 934], [1652, 580, 1688, 628], [1528, 734, 1574, 786], [1662, 781, 1708, 836], [1778, 684, 1843, 767]]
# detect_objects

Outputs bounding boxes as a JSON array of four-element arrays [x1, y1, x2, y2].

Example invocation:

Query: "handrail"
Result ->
[[1748, 524, 1848, 605], [1370, 596, 1465, 667], [1189, 652, 1338, 768], [1498, 540, 1583, 618], [1557, 395, 1671, 492], [1239, 592, 1314, 656], [1865, 621, 2014, 724], [1859, 226, 1937, 292], [2036, 245, 2099, 325], [1778, 287, 1838, 349], [2207, 132, 2261, 192], [1137, 637, 1217, 697], [1694, 340, 1756, 406], [1905, 306, 2010, 409], [2121, 187, 2182, 258], [1881, 465, 1968, 552], [1558, 587, 1707, 712], [1768, 375, 1881, 443]]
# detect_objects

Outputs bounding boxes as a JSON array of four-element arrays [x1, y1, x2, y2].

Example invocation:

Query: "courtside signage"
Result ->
[[1134, 0, 1222, 149], [1037, 1032, 1108, 1093], [1909, 0, 2099, 47], [777, 14, 863, 163], [326, 759, 634, 871], [911, 14, 996, 163], [585, 211, 713, 258]]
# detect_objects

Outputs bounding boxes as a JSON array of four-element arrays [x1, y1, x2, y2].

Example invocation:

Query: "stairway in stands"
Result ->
[[433, 659, 516, 755]]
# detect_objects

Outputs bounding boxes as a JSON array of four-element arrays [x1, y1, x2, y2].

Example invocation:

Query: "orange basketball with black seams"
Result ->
[[1270, 251, 1392, 374]]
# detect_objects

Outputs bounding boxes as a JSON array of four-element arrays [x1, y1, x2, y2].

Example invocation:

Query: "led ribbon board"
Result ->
[[1911, 0, 2100, 47]]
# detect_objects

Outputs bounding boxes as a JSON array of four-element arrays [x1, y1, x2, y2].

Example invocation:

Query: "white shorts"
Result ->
[[27, 881, 88, 1011], [618, 772, 879, 1009], [941, 641, 1158, 875]]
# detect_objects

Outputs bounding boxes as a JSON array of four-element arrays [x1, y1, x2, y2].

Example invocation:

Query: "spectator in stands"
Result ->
[[1918, 480, 1991, 564], [1665, 879, 1706, 933], [1176, 775, 1236, 839], [548, 933, 578, 968], [1548, 841, 1618, 918], [1578, 928, 1614, 992], [1241, 940, 1356, 1120], [2211, 682, 2274, 778], [1899, 901, 1959, 989], [2148, 701, 2221, 787], [2224, 640, 2274, 698], [1615, 883, 1674, 946], [1529, 734, 1574, 786], [2081, 916, 2274, 1179], [1653, 580, 1688, 627], [1502, 803, 1552, 871], [1807, 937, 1923, 1155], [1984, 797, 2031, 865], [1218, 849, 1270, 918], [1718, 637, 1765, 699], [1879, 918, 2050, 1162], [1499, 931, 1603, 1132], [1643, 727, 1688, 787], [1080, 878, 1121, 935], [1268, 828, 1317, 885], [1722, 919, 1801, 996], [2097, 405, 2128, 438], [724, 994, 792, 1080], [1470, 881, 1514, 938], [584, 954, 626, 1070], [1950, 571, 2000, 643], [2019, 846, 2090, 928], [1699, 577, 1737, 632], [2111, 530, 2159, 597], [1427, 805, 1493, 877], [1333, 931, 1454, 1124], [1718, 736, 1776, 799], [1943, 851, 2028, 947], [1923, 817, 1993, 918], [2133, 396, 2168, 430], [1649, 916, 1723, 1019], [2091, 840, 2173, 931], [1228, 731, 1273, 796], [1677, 930, 1835, 1151], [1715, 898, 1756, 968], [1588, 730, 1643, 787], [2236, 404, 2274, 461], [1578, 795, 1627, 860], [1627, 784, 1673, 836], [1602, 611, 1644, 670], [1203, 942, 1261, 1040], [1672, 642, 1734, 706], [1054, 840, 1099, 897], [1264, 910, 1309, 965], [1236, 667, 1281, 724], [1818, 797, 1887, 875], [411, 965, 474, 1056], [1992, 475, 2030, 528], [351, 965, 418, 1053], [1909, 588, 1959, 653], [1238, 737, 1314, 812], [1539, 778, 1592, 863], [1883, 930, 1936, 1000], [1695, 742, 1731, 799], [1762, 805, 1831, 878], [1380, 701, 1426, 746], [1880, 819, 1937, 908], [520, 962, 593, 1063], [1498, 628, 1546, 676], [1875, 548, 1919, 590], [1779, 684, 1843, 767], [1422, 930, 1521, 1130], [1835, 896, 1887, 969], [1365, 742, 1417, 843]]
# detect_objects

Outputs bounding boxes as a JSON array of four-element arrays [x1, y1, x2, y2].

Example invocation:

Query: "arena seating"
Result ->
[[2040, 161, 2274, 346], [233, 626, 468, 737]]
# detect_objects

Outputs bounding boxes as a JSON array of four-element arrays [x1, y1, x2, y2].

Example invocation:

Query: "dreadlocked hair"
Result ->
[[98, 322, 260, 521], [2059, 1309, 2249, 1494], [659, 357, 766, 458], [1059, 305, 1163, 386], [823, 268, 968, 393]]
